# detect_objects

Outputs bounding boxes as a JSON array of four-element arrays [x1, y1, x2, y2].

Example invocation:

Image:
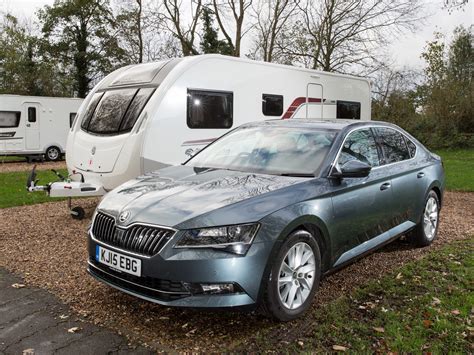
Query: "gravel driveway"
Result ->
[[0, 192, 472, 352]]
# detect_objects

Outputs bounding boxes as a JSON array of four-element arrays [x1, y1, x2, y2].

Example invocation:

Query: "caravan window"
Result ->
[[119, 88, 155, 131], [187, 89, 233, 129], [81, 88, 155, 135], [28, 107, 36, 122], [0, 111, 21, 128], [337, 101, 361, 120], [262, 94, 284, 116]]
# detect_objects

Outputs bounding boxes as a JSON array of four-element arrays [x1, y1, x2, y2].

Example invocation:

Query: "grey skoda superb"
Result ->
[[88, 120, 444, 321]]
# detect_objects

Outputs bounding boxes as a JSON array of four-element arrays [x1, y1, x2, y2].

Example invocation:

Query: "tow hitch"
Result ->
[[26, 166, 106, 220]]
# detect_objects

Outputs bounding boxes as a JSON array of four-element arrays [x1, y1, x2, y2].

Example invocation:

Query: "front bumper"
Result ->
[[87, 232, 272, 308]]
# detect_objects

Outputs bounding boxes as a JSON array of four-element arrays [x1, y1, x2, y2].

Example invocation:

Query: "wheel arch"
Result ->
[[256, 214, 332, 305]]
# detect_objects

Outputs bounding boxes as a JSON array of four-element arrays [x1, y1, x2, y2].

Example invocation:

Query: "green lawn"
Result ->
[[436, 149, 474, 192], [244, 237, 473, 352], [0, 155, 25, 163], [0, 169, 67, 208]]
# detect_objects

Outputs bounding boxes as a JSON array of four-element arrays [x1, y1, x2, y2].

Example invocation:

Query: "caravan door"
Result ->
[[23, 103, 40, 151], [306, 83, 324, 119]]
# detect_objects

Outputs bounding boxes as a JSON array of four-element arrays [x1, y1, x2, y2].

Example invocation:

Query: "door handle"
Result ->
[[26, 124, 31, 127], [380, 182, 391, 191], [417, 172, 425, 178]]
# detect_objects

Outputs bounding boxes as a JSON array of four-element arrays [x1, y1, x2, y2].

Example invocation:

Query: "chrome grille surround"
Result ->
[[91, 211, 176, 257]]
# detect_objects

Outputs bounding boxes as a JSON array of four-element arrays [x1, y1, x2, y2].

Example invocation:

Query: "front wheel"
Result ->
[[260, 230, 321, 321], [409, 190, 440, 247], [45, 146, 61, 161]]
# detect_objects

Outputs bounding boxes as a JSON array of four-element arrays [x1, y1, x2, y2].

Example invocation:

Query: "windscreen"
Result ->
[[186, 126, 337, 175], [81, 87, 155, 135]]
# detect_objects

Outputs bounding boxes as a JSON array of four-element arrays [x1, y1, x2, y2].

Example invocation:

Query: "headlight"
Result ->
[[175, 223, 260, 255]]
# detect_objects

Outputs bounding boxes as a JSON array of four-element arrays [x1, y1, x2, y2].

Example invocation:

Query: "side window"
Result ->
[[28, 107, 36, 123], [338, 129, 380, 167], [375, 127, 410, 164], [0, 111, 21, 128], [187, 89, 233, 129], [69, 113, 77, 128], [262, 94, 283, 116], [406, 138, 417, 158], [337, 101, 361, 120]]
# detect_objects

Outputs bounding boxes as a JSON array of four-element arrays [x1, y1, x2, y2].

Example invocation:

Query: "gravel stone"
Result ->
[[0, 192, 472, 351]]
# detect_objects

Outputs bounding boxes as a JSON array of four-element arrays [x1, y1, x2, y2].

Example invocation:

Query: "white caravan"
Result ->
[[29, 54, 371, 218], [0, 95, 83, 161]]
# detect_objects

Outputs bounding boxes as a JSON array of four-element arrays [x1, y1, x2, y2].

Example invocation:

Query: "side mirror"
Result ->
[[330, 160, 372, 179]]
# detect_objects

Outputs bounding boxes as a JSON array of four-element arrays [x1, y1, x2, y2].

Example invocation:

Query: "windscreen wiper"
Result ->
[[279, 173, 315, 177]]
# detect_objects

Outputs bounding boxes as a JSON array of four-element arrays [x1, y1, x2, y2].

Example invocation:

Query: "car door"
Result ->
[[374, 127, 427, 226], [328, 128, 394, 267]]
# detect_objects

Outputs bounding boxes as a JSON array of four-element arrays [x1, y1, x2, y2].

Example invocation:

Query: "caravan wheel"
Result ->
[[45, 146, 61, 161]]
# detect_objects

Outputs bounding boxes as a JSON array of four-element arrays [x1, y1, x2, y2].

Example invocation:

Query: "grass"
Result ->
[[0, 169, 68, 208], [0, 155, 25, 163], [245, 237, 473, 352], [436, 149, 474, 192]]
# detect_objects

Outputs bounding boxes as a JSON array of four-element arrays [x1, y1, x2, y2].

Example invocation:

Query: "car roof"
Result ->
[[241, 119, 392, 131]]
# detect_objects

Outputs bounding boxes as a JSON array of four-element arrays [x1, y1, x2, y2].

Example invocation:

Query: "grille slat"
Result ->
[[91, 212, 174, 257]]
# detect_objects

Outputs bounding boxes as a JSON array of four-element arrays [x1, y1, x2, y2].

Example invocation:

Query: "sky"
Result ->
[[1, 0, 473, 71]]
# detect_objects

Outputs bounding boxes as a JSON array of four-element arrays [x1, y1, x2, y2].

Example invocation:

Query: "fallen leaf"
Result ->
[[59, 314, 69, 320], [22, 349, 35, 355], [373, 327, 385, 333], [297, 341, 304, 347], [332, 345, 348, 352], [395, 273, 403, 280], [432, 297, 441, 306], [423, 319, 432, 328], [381, 307, 389, 313], [67, 327, 80, 333], [12, 283, 25, 289], [451, 309, 461, 315]]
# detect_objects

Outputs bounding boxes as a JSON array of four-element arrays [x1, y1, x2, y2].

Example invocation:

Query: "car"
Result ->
[[87, 119, 445, 321]]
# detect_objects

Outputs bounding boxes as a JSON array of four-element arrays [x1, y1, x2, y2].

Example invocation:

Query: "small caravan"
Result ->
[[0, 95, 84, 161], [29, 55, 371, 217]]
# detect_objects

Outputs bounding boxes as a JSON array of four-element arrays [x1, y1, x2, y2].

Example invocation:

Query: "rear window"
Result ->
[[0, 111, 21, 128], [81, 88, 155, 135], [187, 89, 233, 129], [375, 127, 410, 164]]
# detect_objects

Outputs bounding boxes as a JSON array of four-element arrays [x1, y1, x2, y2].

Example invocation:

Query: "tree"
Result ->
[[282, 0, 424, 73], [200, 6, 233, 54], [38, 0, 127, 98], [212, 0, 253, 57], [0, 13, 70, 96], [113, 0, 144, 63], [248, 0, 300, 62], [154, 0, 202, 56]]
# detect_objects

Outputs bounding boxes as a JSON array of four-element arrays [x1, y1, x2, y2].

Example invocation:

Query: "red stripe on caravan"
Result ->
[[282, 97, 322, 119]]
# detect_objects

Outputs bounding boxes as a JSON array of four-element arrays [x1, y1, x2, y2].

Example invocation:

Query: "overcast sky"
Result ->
[[1, 0, 473, 70]]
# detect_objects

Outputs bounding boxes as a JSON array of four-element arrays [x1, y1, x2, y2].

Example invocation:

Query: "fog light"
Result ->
[[201, 283, 234, 294]]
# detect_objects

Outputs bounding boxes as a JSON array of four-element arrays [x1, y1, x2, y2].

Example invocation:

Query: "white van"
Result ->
[[0, 95, 83, 161], [29, 55, 371, 218]]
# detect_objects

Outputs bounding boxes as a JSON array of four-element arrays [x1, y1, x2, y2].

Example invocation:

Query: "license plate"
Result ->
[[96, 245, 141, 277]]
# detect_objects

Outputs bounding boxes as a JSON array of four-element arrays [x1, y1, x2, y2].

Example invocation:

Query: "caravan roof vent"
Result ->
[[111, 60, 171, 87]]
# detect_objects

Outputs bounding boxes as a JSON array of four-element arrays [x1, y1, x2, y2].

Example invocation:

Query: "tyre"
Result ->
[[409, 190, 440, 247], [45, 146, 61, 161], [71, 206, 85, 220], [260, 230, 321, 321]]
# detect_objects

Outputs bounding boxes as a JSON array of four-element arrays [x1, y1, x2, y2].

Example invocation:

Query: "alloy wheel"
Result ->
[[423, 196, 438, 240], [278, 242, 316, 310]]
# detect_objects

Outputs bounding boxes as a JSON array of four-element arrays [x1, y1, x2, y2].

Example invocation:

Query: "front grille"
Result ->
[[88, 259, 190, 301], [92, 212, 175, 257]]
